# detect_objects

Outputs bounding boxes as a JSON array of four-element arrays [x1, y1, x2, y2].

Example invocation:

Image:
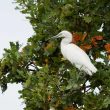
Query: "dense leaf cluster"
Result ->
[[0, 0, 110, 110]]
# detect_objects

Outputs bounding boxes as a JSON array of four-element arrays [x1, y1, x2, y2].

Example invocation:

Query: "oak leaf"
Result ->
[[72, 32, 81, 43], [104, 44, 110, 53], [44, 42, 53, 51], [95, 35, 103, 40], [47, 95, 51, 101], [108, 55, 110, 60], [91, 37, 97, 47], [81, 32, 88, 41], [64, 106, 77, 110], [80, 44, 92, 52]]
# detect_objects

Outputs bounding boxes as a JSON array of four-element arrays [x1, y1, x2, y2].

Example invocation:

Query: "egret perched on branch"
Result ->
[[52, 30, 97, 76]]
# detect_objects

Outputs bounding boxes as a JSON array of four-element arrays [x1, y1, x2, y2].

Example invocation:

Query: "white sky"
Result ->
[[0, 0, 34, 110]]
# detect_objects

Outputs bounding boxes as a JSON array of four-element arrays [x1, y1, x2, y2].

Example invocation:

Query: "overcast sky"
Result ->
[[0, 0, 34, 110]]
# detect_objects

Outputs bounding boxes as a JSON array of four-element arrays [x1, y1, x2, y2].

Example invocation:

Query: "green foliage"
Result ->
[[0, 0, 110, 110]]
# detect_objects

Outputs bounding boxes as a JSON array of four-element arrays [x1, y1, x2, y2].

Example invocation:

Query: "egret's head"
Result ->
[[52, 30, 72, 39]]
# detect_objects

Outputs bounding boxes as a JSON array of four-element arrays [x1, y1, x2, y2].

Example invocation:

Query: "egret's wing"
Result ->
[[61, 44, 91, 65], [61, 43, 97, 74]]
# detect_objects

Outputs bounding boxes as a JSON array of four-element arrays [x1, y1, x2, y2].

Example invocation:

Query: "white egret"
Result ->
[[52, 30, 97, 76]]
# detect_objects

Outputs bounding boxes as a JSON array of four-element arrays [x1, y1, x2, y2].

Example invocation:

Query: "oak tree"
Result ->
[[0, 0, 110, 110]]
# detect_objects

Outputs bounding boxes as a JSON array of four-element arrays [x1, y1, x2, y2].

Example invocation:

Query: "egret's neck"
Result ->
[[61, 37, 72, 46]]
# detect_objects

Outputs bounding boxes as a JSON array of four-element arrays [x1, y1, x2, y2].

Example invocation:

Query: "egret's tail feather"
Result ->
[[89, 64, 97, 73], [75, 64, 97, 76]]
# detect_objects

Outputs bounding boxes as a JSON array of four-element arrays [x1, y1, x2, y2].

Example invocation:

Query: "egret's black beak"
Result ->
[[51, 35, 59, 39], [51, 33, 62, 39], [45, 35, 59, 42]]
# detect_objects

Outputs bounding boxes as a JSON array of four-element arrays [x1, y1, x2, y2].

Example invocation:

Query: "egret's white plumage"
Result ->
[[53, 30, 97, 76]]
